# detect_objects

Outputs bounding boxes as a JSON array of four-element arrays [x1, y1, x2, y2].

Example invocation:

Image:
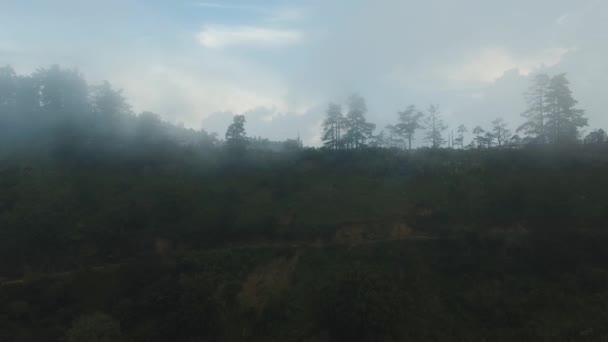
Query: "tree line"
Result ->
[[0, 64, 303, 157], [321, 73, 606, 150], [1, 64, 606, 155]]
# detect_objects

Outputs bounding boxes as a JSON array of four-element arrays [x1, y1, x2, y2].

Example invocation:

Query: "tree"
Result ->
[[90, 81, 130, 118], [584, 129, 607, 145], [199, 129, 219, 147], [283, 136, 303, 151], [465, 140, 476, 150], [33, 65, 89, 117], [509, 134, 522, 147], [424, 105, 446, 148], [455, 124, 467, 149], [385, 125, 404, 148], [89, 81, 131, 140], [136, 111, 167, 145], [519, 73, 550, 143], [27, 66, 90, 157], [545, 73, 587, 144], [0, 65, 17, 112], [472, 126, 486, 148], [491, 118, 511, 148], [368, 130, 388, 148], [343, 94, 375, 149], [15, 74, 40, 117], [225, 114, 248, 150], [392, 105, 425, 150], [322, 103, 344, 150], [484, 131, 495, 148]]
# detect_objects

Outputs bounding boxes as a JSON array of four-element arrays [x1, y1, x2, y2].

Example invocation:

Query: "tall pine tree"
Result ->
[[545, 73, 587, 144], [519, 73, 551, 143], [343, 94, 375, 149], [424, 104, 447, 148], [392, 105, 425, 150], [322, 103, 344, 150]]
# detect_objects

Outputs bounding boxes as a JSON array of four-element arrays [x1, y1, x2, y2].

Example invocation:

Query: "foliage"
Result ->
[[225, 115, 248, 151], [584, 129, 607, 145], [321, 103, 344, 150], [66, 312, 121, 342], [424, 104, 447, 148], [519, 73, 551, 142], [2, 63, 608, 342], [321, 268, 406, 341], [455, 124, 467, 148], [545, 73, 588, 144], [389, 105, 425, 150], [343, 94, 376, 149], [519, 73, 588, 144], [492, 118, 511, 147]]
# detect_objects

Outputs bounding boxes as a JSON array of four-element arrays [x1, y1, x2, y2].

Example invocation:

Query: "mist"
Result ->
[[2, 0, 607, 145], [4, 2, 608, 341]]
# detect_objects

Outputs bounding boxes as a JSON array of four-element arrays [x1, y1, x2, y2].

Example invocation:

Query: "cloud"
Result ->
[[202, 105, 323, 144], [198, 25, 303, 49], [192, 2, 263, 11], [4, 0, 608, 146], [96, 46, 299, 129], [443, 47, 571, 83]]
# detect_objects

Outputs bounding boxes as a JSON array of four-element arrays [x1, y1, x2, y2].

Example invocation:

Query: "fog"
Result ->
[[1, 0, 607, 144], [5, 2, 608, 340]]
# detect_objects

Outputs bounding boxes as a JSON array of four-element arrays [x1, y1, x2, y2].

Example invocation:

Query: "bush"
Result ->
[[66, 312, 121, 342]]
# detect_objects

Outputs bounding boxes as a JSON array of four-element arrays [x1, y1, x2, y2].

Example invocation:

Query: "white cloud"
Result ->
[[198, 25, 303, 49], [108, 57, 293, 128], [443, 47, 571, 83]]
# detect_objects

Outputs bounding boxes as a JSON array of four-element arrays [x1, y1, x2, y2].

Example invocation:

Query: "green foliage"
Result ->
[[321, 268, 406, 341], [492, 118, 511, 147], [3, 63, 608, 342], [225, 115, 247, 151], [584, 129, 607, 144], [519, 73, 588, 144], [546, 73, 588, 144], [66, 312, 121, 342], [321, 103, 343, 150], [343, 94, 376, 149], [455, 124, 468, 148], [388, 105, 425, 150], [520, 73, 551, 142]]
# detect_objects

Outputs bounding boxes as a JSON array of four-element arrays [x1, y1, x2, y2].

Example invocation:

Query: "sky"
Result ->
[[1, 0, 607, 146]]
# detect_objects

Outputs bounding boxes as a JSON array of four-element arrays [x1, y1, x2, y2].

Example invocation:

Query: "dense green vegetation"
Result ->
[[2, 65, 608, 341]]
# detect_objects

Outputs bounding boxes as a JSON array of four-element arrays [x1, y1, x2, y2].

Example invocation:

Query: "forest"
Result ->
[[2, 64, 608, 341]]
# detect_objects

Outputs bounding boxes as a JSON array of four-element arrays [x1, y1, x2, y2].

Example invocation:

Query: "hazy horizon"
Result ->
[[2, 0, 607, 145]]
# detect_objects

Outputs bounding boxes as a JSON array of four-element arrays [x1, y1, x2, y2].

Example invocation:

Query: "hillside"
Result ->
[[3, 147, 608, 341]]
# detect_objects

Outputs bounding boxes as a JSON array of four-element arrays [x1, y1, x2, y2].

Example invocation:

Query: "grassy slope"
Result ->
[[2, 147, 608, 341]]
